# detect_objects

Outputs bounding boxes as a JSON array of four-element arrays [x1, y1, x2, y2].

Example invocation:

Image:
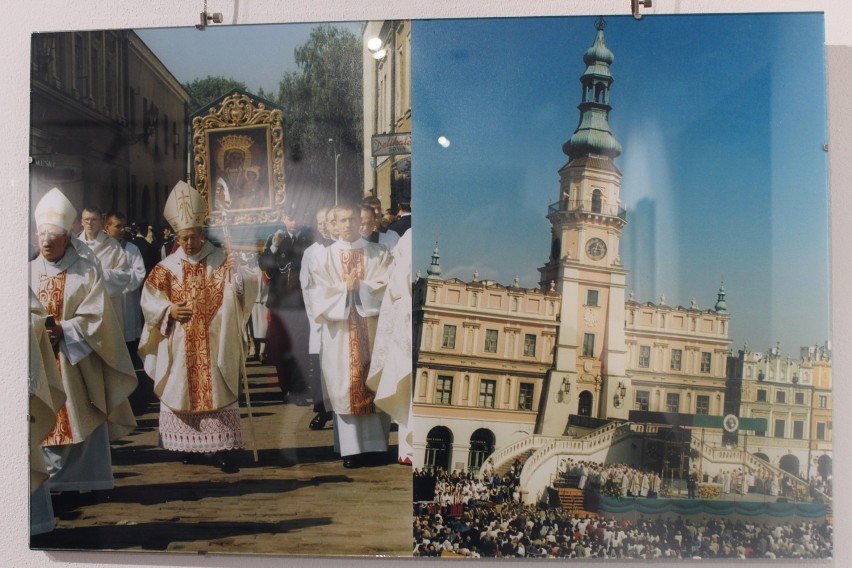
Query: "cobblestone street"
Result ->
[[31, 359, 413, 557]]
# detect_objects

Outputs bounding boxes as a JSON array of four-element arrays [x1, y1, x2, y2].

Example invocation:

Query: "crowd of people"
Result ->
[[28, 181, 412, 535], [412, 467, 833, 559], [810, 473, 833, 497], [414, 464, 523, 507]]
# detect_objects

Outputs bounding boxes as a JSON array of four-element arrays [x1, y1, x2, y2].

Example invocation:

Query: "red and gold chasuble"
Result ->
[[38, 272, 73, 446], [340, 248, 376, 415], [147, 259, 228, 412]]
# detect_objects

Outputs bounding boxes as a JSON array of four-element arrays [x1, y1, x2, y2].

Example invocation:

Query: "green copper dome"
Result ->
[[583, 29, 614, 66], [563, 18, 622, 160], [715, 282, 728, 313], [563, 110, 622, 159]]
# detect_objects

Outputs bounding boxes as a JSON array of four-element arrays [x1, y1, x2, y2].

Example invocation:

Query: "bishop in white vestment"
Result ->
[[29, 189, 138, 496], [138, 181, 256, 473]]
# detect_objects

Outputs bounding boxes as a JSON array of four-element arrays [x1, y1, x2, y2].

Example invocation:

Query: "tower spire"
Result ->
[[563, 17, 622, 160], [426, 240, 442, 279], [714, 278, 728, 313]]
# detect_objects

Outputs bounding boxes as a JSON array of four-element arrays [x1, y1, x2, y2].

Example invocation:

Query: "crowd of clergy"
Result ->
[[28, 181, 412, 535], [556, 459, 664, 499], [552, 458, 823, 502]]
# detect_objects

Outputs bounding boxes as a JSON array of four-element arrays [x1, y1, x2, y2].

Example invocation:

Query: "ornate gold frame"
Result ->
[[191, 92, 285, 226]]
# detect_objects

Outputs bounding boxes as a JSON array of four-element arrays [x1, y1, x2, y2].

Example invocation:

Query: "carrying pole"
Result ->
[[218, 197, 259, 463]]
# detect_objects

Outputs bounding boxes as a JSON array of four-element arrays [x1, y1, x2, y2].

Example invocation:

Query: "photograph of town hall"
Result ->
[[411, 14, 833, 559]]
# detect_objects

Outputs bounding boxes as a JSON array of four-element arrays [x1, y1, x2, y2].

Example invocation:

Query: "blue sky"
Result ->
[[133, 15, 830, 353], [136, 21, 363, 96], [411, 14, 830, 353]]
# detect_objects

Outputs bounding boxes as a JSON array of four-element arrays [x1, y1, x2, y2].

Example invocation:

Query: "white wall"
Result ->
[[3, 2, 851, 567]]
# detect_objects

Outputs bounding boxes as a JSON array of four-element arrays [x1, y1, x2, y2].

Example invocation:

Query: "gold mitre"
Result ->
[[164, 180, 207, 231], [34, 187, 77, 231]]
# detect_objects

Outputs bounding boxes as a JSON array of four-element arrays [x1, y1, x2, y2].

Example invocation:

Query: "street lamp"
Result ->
[[557, 377, 570, 403], [613, 380, 627, 408], [328, 138, 341, 205]]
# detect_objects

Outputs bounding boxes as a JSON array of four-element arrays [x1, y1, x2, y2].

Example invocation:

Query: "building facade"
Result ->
[[809, 350, 833, 481], [30, 30, 131, 229], [361, 20, 411, 213], [625, 294, 731, 418], [125, 32, 190, 229], [725, 342, 832, 478], [30, 30, 189, 239], [413, 263, 561, 472]]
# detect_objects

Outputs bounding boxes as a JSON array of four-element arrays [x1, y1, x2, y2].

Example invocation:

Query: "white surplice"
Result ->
[[29, 246, 138, 492], [366, 231, 413, 461], [75, 230, 131, 330], [308, 238, 390, 456], [119, 239, 147, 341]]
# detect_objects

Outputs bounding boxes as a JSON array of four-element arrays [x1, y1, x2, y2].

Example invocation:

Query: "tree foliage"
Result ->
[[275, 25, 363, 206], [184, 76, 248, 112]]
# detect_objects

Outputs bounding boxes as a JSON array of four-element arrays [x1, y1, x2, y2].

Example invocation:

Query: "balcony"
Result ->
[[548, 198, 627, 222]]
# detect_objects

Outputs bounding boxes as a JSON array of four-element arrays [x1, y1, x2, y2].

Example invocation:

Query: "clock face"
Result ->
[[586, 237, 607, 260]]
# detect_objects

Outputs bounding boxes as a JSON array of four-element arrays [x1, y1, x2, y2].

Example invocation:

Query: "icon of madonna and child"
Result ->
[[211, 130, 272, 211]]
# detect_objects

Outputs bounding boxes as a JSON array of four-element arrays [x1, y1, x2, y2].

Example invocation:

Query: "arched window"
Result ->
[[578, 390, 594, 416], [591, 189, 603, 213], [468, 429, 495, 473], [818, 455, 832, 479], [753, 452, 770, 463], [595, 83, 606, 103], [425, 426, 453, 473], [779, 454, 800, 476]]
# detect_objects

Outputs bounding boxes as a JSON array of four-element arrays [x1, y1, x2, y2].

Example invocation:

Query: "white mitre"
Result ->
[[34, 187, 77, 231], [164, 180, 207, 231]]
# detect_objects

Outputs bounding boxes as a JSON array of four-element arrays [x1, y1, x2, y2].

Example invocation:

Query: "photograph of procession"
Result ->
[[27, 9, 834, 562], [28, 20, 412, 555]]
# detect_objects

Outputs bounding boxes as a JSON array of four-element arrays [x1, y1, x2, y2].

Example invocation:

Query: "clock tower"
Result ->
[[538, 17, 630, 435]]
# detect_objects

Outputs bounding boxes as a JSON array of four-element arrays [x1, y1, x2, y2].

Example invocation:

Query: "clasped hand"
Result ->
[[46, 324, 63, 351], [170, 301, 193, 323], [344, 272, 360, 291]]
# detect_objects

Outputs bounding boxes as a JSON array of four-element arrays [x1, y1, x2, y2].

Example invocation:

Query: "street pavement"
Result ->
[[30, 358, 413, 557]]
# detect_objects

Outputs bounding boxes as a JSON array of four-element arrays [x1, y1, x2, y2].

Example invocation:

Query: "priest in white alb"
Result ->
[[366, 229, 413, 465], [138, 181, 256, 473], [29, 188, 138, 496], [308, 203, 391, 468], [75, 205, 131, 330]]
